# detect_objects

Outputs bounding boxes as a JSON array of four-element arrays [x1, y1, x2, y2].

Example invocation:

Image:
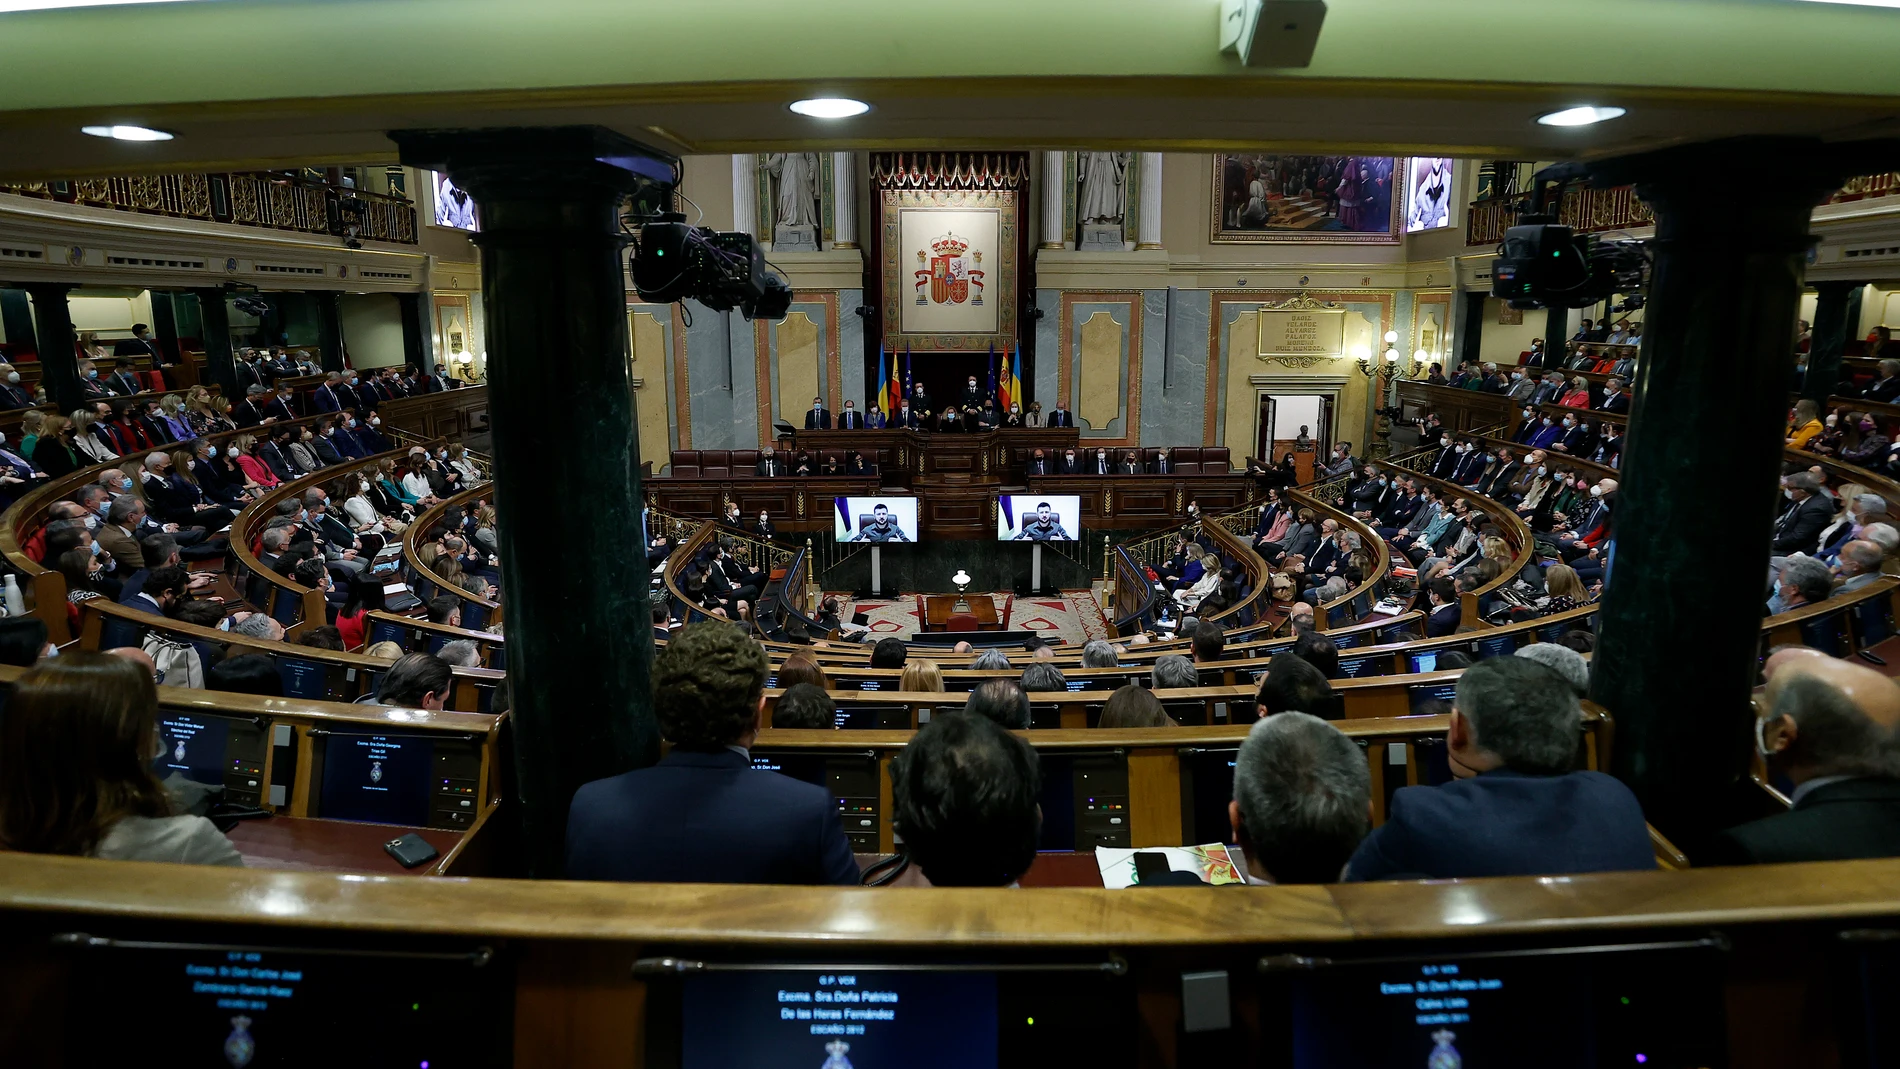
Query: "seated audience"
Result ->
[[1151, 654, 1198, 691], [963, 678, 1030, 730], [0, 653, 242, 866], [886, 712, 1040, 887], [869, 637, 908, 669], [1098, 685, 1176, 728], [1344, 658, 1654, 881], [1290, 630, 1340, 680], [206, 653, 285, 696], [1708, 655, 1900, 865], [1079, 639, 1118, 668], [1229, 712, 1371, 884], [374, 652, 452, 709], [1192, 621, 1226, 663], [1515, 641, 1590, 697], [1254, 652, 1336, 719], [1020, 661, 1067, 694], [900, 658, 944, 693], [771, 683, 838, 729], [1769, 555, 1835, 615], [565, 622, 859, 885], [971, 648, 1012, 671], [776, 653, 830, 691]]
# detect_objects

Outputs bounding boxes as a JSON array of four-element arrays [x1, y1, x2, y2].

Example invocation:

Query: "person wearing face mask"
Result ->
[[1429, 435, 1459, 479], [1003, 403, 1024, 429], [1708, 654, 1900, 866], [328, 411, 367, 458], [1514, 461, 1555, 521], [961, 376, 985, 411], [1525, 413, 1563, 450], [1773, 473, 1835, 554], [1550, 478, 1617, 563], [754, 510, 778, 542], [1447, 440, 1487, 486], [77, 360, 112, 400], [1046, 400, 1074, 429], [1476, 448, 1521, 499], [1549, 413, 1591, 456], [935, 405, 965, 433], [836, 399, 863, 430], [1839, 413, 1892, 467], [1057, 449, 1082, 475], [862, 402, 885, 429], [804, 395, 831, 430], [309, 418, 346, 467], [1026, 449, 1050, 476], [1092, 448, 1111, 476], [1504, 368, 1536, 403], [0, 430, 44, 507], [263, 385, 299, 424], [287, 426, 324, 474], [359, 412, 392, 453], [1594, 376, 1630, 414], [0, 364, 31, 410], [892, 399, 917, 429]]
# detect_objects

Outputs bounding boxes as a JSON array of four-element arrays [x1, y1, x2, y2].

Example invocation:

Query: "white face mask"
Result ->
[[1591, 486, 1604, 498]]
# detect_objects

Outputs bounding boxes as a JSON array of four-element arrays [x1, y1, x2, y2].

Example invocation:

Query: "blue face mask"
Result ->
[[207, 446, 218, 458], [89, 540, 102, 557], [95, 500, 109, 517], [346, 419, 357, 429], [86, 369, 98, 380], [349, 376, 358, 385]]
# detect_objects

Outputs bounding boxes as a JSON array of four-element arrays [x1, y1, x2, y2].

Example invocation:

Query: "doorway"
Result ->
[[1257, 393, 1331, 485]]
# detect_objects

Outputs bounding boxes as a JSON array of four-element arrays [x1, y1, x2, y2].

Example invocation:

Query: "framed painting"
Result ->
[[1210, 154, 1400, 244]]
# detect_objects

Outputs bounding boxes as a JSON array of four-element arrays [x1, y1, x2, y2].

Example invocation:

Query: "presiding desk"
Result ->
[[920, 593, 1002, 631]]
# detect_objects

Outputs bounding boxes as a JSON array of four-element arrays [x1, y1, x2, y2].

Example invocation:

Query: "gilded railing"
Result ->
[[1466, 184, 1654, 247], [0, 171, 418, 245]]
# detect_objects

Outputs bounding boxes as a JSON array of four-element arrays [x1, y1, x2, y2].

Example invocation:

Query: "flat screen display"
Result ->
[[1405, 157, 1455, 233], [430, 170, 479, 231], [156, 711, 231, 787], [1408, 681, 1459, 713], [834, 496, 918, 543], [683, 970, 996, 1069], [1472, 634, 1516, 660], [1278, 945, 1726, 1068], [318, 732, 435, 826], [998, 495, 1080, 542]]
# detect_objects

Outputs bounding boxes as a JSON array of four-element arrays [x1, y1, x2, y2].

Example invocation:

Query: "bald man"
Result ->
[[1708, 654, 1900, 865]]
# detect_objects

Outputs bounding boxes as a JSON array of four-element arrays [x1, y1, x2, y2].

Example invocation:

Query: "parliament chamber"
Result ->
[[10, 1, 1900, 1066]]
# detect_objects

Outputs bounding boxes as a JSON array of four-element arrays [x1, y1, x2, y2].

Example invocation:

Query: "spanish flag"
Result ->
[[998, 345, 1021, 411]]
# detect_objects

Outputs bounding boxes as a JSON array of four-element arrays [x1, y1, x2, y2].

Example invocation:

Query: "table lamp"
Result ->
[[952, 569, 972, 613]]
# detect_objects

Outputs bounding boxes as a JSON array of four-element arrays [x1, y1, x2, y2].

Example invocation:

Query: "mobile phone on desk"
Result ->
[[1132, 851, 1172, 885], [384, 832, 439, 869]]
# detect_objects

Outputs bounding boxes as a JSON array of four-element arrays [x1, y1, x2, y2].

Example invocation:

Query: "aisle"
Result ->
[[837, 590, 1113, 647]]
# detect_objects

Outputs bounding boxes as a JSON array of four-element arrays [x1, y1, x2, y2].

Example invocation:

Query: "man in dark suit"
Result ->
[[1346, 657, 1655, 880], [1026, 449, 1051, 476], [565, 622, 859, 885], [960, 375, 985, 411], [1091, 448, 1112, 476], [1596, 376, 1631, 413], [335, 374, 364, 413], [1708, 656, 1900, 866], [312, 372, 345, 413], [1150, 449, 1172, 475], [893, 401, 918, 429], [1475, 447, 1520, 498], [1422, 576, 1463, 638], [105, 359, 143, 397], [1447, 441, 1487, 485], [114, 322, 162, 361], [263, 384, 298, 423], [837, 400, 864, 430], [1773, 473, 1835, 554], [0, 365, 31, 411], [1046, 402, 1075, 428], [804, 396, 831, 429], [1056, 449, 1082, 475], [756, 448, 785, 477]]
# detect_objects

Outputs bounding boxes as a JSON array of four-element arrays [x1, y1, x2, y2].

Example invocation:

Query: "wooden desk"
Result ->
[[224, 815, 463, 877], [922, 594, 1001, 631]]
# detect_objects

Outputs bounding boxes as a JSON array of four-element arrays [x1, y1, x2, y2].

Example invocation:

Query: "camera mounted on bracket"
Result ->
[[1491, 162, 1650, 312]]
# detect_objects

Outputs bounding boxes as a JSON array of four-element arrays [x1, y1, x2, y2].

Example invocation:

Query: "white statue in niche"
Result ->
[[761, 152, 821, 228], [1077, 151, 1130, 224]]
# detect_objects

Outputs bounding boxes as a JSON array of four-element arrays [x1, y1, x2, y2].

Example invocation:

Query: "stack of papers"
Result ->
[[1095, 844, 1245, 888]]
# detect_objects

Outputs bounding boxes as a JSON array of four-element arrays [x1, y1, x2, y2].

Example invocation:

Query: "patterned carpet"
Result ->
[[838, 590, 1113, 647]]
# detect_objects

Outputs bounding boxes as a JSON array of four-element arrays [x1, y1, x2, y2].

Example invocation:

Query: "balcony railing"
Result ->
[[1466, 184, 1655, 247], [1468, 170, 1900, 247], [0, 171, 417, 245]]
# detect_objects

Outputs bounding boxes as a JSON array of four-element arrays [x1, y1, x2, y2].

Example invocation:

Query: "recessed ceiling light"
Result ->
[[0, 0, 209, 11], [81, 124, 174, 142], [1536, 105, 1627, 128], [789, 98, 870, 119]]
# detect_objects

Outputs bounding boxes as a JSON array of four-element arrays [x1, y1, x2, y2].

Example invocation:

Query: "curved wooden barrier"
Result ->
[[230, 444, 427, 638], [400, 480, 501, 628], [0, 411, 331, 635]]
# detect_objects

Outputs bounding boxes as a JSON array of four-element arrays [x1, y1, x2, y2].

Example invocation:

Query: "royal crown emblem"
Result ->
[[370, 760, 383, 784], [914, 232, 985, 308], [223, 1015, 255, 1068], [1426, 1028, 1461, 1069]]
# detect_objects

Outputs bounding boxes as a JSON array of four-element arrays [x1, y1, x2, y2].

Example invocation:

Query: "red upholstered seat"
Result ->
[[729, 449, 761, 472], [698, 450, 731, 477], [1200, 447, 1230, 471]]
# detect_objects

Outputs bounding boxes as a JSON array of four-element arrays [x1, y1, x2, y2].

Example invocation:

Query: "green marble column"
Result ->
[[394, 127, 674, 877], [313, 291, 345, 373], [396, 292, 429, 374], [23, 283, 79, 412], [1587, 137, 1855, 856], [1802, 280, 1857, 406], [190, 288, 238, 399]]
